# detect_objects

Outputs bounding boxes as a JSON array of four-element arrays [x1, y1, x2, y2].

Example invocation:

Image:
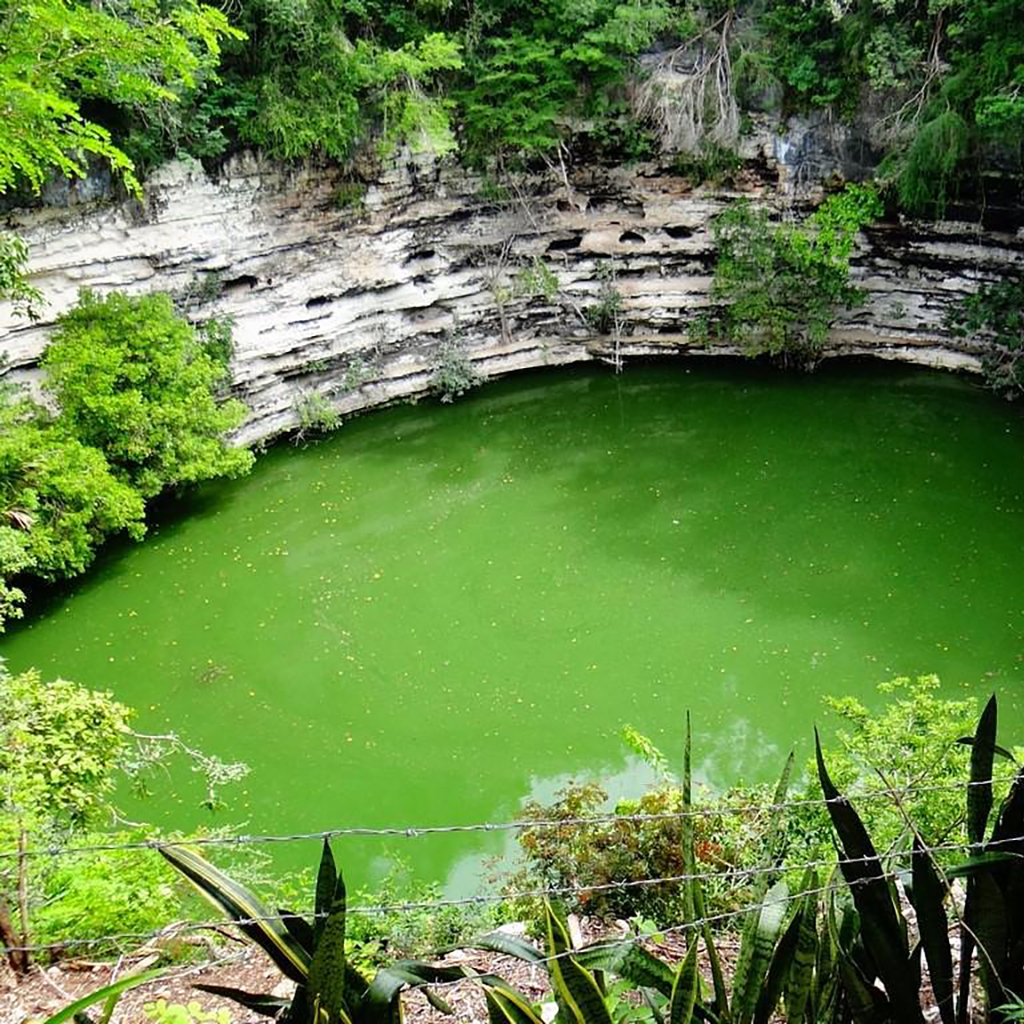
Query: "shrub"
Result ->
[[946, 274, 1024, 398], [703, 184, 882, 364], [431, 338, 480, 403], [293, 391, 340, 440], [0, 661, 247, 969], [0, 399, 146, 585], [42, 290, 253, 499], [512, 675, 994, 926]]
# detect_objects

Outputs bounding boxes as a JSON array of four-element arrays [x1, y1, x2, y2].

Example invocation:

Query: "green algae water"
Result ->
[[4, 359, 1024, 890]]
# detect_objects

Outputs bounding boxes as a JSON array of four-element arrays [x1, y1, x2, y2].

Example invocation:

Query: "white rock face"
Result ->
[[2, 151, 1021, 444]]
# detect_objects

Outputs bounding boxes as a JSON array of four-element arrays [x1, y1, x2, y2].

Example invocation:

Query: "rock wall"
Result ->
[[2, 147, 1023, 445]]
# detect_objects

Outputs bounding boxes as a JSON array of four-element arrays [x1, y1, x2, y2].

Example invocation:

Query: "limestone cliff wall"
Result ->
[[2, 148, 1023, 445]]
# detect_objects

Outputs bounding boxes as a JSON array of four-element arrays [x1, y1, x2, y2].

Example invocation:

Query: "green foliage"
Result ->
[[705, 185, 882, 363], [342, 357, 373, 392], [515, 258, 561, 302], [0, 396, 148, 630], [345, 864, 492, 970], [762, 0, 860, 111], [0, 660, 248, 966], [1, 289, 250, 630], [946, 274, 1024, 398], [162, 838, 515, 1024], [807, 675, 993, 852], [887, 108, 970, 218], [333, 182, 369, 211], [670, 145, 743, 187], [432, 337, 480, 403], [585, 265, 624, 335], [457, 0, 676, 160], [205, 0, 462, 166], [761, 0, 1024, 215], [0, 399, 146, 589], [816, 693, 1024, 1023], [31, 835, 185, 956], [293, 391, 341, 440], [144, 1000, 232, 1024], [0, 663, 131, 830], [0, 0, 242, 194], [0, 233, 43, 320], [43, 290, 253, 498]]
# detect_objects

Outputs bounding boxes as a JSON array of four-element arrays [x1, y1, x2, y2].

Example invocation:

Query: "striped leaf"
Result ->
[[754, 890, 808, 1024], [968, 696, 998, 847], [544, 902, 614, 1024], [308, 842, 351, 1024], [160, 844, 310, 983], [910, 841, 954, 1024], [42, 969, 167, 1024], [957, 697, 998, 1024], [735, 881, 787, 1024], [815, 730, 925, 1024], [681, 715, 728, 1019], [195, 984, 291, 1018], [473, 930, 545, 963], [484, 987, 547, 1024], [577, 941, 675, 997], [681, 713, 697, 927], [315, 835, 339, 945], [668, 938, 700, 1024], [782, 878, 818, 1024], [281, 909, 316, 953], [730, 752, 793, 1018]]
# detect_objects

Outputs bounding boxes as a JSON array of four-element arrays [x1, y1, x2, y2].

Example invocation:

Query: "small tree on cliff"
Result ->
[[43, 290, 254, 498], [700, 184, 883, 364]]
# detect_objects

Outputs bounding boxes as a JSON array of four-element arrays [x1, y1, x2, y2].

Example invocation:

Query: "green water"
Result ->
[[4, 360, 1024, 891]]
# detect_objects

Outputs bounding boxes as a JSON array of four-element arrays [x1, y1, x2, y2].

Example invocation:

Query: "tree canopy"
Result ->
[[0, 0, 1019, 211], [0, 0, 242, 195], [42, 290, 253, 498]]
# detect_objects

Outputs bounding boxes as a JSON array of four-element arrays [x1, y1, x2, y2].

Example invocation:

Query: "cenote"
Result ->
[[4, 358, 1024, 892]]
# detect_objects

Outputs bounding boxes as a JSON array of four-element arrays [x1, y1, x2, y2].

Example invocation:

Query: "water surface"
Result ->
[[4, 360, 1024, 890]]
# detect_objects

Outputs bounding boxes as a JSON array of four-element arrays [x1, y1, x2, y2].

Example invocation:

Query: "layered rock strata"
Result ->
[[2, 150, 1022, 444]]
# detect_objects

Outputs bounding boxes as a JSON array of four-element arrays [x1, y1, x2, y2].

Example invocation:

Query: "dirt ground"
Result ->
[[0, 919, 953, 1024], [0, 917, 691, 1024]]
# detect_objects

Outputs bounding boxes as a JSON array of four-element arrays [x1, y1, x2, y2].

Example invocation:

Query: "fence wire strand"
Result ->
[[3, 834, 1022, 957], [0, 776, 1011, 862]]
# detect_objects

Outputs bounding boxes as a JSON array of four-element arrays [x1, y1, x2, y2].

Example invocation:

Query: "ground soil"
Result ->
[[0, 918, 954, 1024]]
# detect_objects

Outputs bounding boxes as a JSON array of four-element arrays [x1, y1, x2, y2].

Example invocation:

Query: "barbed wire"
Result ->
[[3, 834, 1020, 957], [1, 776, 1012, 862]]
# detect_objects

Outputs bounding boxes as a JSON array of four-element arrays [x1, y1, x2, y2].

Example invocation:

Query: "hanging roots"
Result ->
[[629, 12, 739, 155]]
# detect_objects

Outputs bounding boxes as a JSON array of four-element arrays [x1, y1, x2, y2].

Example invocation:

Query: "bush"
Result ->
[[0, 660, 248, 968], [30, 836, 185, 957], [0, 399, 146, 583], [431, 338, 480, 403], [946, 274, 1024, 398], [293, 391, 341, 440], [702, 184, 882, 364], [511, 675, 996, 925], [42, 290, 253, 499]]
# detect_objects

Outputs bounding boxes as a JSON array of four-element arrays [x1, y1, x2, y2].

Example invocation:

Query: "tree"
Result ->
[[42, 290, 254, 498], [0, 397, 146, 629], [0, 660, 249, 970], [0, 0, 242, 195], [0, 234, 42, 320], [946, 274, 1024, 397], [0, 661, 132, 968], [702, 184, 883, 362]]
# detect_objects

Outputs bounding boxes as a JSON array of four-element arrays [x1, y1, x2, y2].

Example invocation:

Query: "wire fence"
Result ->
[[0, 776, 1007, 862], [3, 831, 1021, 958]]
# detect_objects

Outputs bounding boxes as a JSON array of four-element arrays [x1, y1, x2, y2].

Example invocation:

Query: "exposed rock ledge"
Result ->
[[2, 150, 1023, 445]]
